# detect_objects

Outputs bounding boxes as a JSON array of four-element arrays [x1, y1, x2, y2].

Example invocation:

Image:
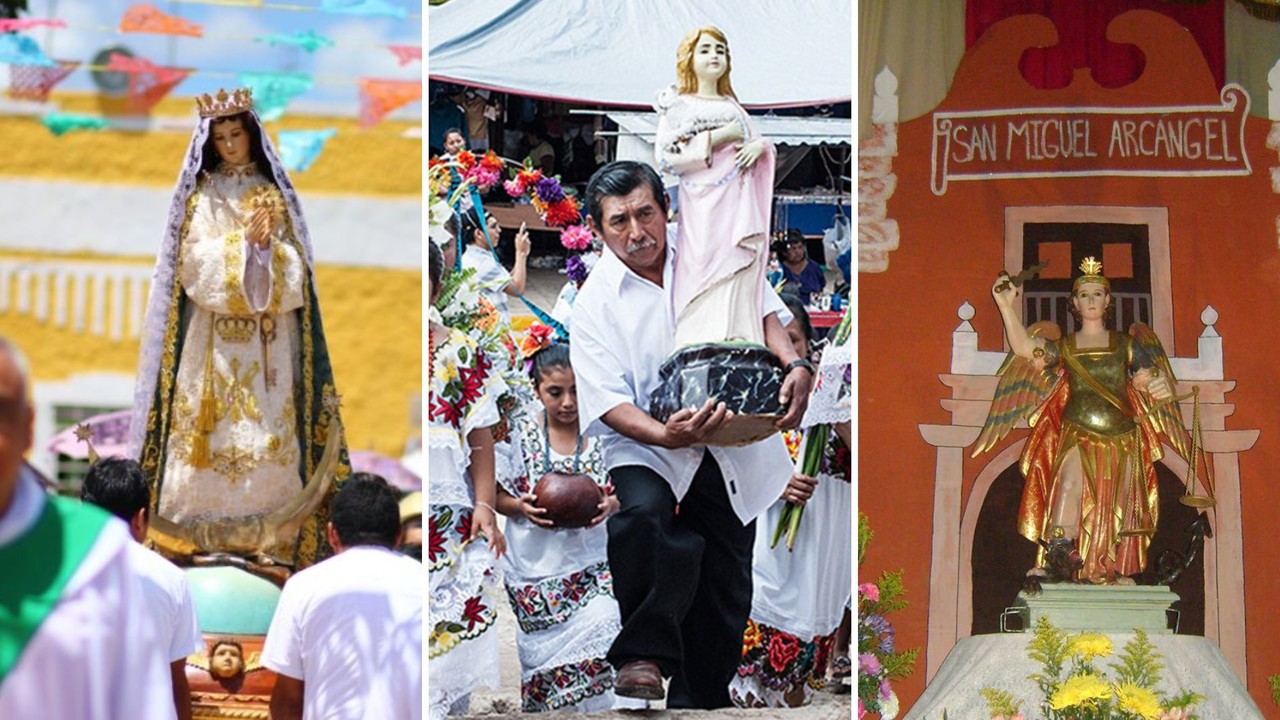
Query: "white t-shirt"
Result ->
[[261, 545, 423, 720], [461, 244, 513, 322], [0, 469, 174, 719], [128, 542, 203, 663]]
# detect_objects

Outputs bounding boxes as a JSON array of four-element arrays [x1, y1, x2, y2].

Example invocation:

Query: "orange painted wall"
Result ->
[[860, 11, 1280, 715]]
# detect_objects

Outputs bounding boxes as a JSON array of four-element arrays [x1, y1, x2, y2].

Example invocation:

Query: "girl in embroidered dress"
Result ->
[[655, 26, 776, 349], [496, 332, 635, 712], [427, 241, 507, 719], [731, 306, 851, 708]]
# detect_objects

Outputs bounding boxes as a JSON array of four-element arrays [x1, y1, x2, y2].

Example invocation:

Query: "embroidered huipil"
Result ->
[[500, 413, 622, 712], [158, 163, 306, 525]]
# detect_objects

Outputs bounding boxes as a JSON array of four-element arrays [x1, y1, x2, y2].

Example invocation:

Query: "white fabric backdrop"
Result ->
[[428, 0, 852, 108]]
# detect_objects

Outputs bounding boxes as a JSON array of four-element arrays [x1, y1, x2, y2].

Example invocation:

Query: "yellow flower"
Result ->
[[1048, 673, 1110, 710], [1115, 682, 1163, 720], [1067, 633, 1113, 661], [439, 364, 459, 384]]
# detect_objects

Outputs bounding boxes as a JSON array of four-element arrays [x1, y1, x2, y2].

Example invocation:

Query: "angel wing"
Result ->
[[971, 322, 1063, 458], [1128, 322, 1193, 462]]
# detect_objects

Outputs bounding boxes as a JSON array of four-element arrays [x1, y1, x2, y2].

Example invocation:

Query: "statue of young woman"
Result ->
[[655, 26, 776, 349]]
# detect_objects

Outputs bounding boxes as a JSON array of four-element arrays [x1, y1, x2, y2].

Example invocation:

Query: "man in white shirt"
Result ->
[[459, 205, 531, 324], [0, 336, 173, 719], [570, 162, 812, 709], [262, 474, 423, 720], [81, 457, 203, 720]]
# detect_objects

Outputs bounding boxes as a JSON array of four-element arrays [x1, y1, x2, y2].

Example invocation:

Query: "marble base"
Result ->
[[903, 633, 1262, 720], [649, 343, 783, 446], [1010, 584, 1180, 635]]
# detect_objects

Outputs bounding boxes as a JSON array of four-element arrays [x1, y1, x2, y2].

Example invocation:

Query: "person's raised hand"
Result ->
[[514, 221, 531, 259]]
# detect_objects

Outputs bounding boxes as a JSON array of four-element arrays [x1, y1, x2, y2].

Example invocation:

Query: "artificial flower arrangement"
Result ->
[[503, 161, 597, 288], [859, 513, 918, 720], [972, 618, 1204, 720], [429, 149, 506, 200]]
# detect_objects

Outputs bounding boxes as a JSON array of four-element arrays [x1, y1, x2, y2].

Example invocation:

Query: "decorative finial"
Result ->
[[1079, 257, 1103, 276], [196, 87, 254, 119], [74, 423, 100, 464]]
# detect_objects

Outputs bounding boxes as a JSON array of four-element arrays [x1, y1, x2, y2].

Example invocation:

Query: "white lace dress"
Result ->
[[428, 327, 507, 719]]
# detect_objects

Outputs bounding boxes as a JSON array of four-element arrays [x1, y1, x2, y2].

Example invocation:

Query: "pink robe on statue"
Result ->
[[655, 88, 776, 348]]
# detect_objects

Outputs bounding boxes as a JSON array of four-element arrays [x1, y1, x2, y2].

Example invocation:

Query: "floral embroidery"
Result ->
[[505, 412, 609, 497], [427, 506, 474, 572], [428, 330, 493, 432], [736, 619, 834, 694], [505, 561, 613, 633], [521, 657, 614, 712]]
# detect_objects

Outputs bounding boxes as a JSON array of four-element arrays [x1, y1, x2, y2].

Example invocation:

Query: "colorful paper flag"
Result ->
[[0, 33, 55, 67], [278, 129, 336, 173], [8, 60, 79, 102], [105, 52, 191, 114], [42, 113, 109, 136], [320, 0, 407, 19], [119, 3, 203, 37], [255, 29, 334, 53], [358, 78, 420, 128], [239, 71, 314, 122], [0, 18, 68, 32], [387, 44, 421, 66]]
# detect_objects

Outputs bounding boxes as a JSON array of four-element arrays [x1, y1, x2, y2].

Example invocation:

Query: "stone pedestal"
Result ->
[[1010, 584, 1180, 634], [903, 633, 1262, 719]]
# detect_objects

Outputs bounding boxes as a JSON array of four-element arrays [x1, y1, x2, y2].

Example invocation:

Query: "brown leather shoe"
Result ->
[[614, 660, 665, 700]]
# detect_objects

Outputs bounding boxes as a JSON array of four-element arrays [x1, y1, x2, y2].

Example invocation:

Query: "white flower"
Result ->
[[881, 690, 899, 719]]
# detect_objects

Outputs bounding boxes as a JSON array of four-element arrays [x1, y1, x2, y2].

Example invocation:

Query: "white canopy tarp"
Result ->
[[428, 0, 853, 108]]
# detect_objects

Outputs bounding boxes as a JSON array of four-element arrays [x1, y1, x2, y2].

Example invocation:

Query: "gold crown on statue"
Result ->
[[1073, 256, 1110, 292], [214, 316, 257, 344], [196, 88, 254, 119]]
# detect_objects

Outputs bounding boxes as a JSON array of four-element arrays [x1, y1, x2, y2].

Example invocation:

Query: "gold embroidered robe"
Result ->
[[157, 164, 307, 526]]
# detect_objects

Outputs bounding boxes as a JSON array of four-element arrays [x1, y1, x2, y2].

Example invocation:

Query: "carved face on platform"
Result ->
[[211, 116, 252, 166], [209, 641, 245, 679], [1071, 281, 1111, 324]]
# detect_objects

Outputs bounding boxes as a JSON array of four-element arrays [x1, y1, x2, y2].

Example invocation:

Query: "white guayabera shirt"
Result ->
[[571, 231, 794, 524]]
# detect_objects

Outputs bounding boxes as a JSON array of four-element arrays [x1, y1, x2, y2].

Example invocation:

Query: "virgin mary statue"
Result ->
[[128, 88, 349, 568]]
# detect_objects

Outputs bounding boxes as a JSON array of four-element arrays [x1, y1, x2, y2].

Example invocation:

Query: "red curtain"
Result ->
[[966, 0, 1225, 89]]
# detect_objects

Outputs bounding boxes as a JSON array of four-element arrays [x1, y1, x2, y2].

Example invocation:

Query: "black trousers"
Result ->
[[605, 451, 756, 709]]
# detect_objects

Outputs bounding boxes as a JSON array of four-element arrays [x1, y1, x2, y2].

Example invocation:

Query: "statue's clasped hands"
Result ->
[[247, 208, 276, 250]]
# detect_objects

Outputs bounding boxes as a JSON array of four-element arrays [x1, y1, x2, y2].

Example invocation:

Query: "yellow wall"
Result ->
[[0, 92, 422, 456], [0, 92, 421, 196], [0, 256, 420, 454]]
